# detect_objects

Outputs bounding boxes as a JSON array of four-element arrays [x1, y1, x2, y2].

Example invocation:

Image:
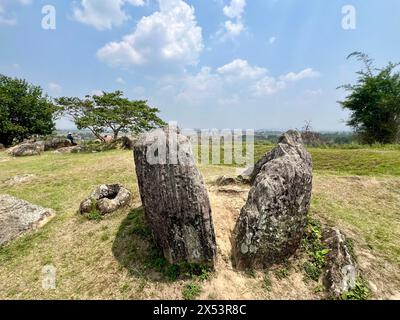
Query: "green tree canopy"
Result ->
[[56, 91, 166, 141], [339, 52, 400, 144], [0, 74, 56, 147]]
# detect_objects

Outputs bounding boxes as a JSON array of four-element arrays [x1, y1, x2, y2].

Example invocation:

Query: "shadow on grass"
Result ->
[[112, 207, 211, 283]]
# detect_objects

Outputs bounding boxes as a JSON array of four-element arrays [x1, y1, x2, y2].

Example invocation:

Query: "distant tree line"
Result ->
[[0, 74, 165, 147]]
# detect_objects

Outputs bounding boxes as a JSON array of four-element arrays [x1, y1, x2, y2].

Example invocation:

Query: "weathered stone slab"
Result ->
[[54, 146, 82, 154], [133, 126, 217, 266], [322, 227, 358, 298], [233, 130, 313, 269], [0, 194, 54, 246], [1, 174, 37, 187], [8, 141, 44, 157], [44, 137, 72, 151]]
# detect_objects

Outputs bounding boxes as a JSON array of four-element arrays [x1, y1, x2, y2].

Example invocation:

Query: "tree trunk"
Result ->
[[113, 130, 120, 141], [133, 126, 217, 266]]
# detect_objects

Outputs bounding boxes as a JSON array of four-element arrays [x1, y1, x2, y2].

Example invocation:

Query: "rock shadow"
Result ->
[[112, 207, 210, 283]]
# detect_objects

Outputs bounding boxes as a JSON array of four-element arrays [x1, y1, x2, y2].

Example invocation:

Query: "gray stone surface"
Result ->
[[133, 126, 217, 266], [236, 166, 254, 184], [0, 194, 54, 246], [8, 142, 44, 157], [54, 146, 82, 154], [322, 227, 358, 298], [215, 175, 239, 186], [44, 138, 72, 151], [79, 184, 132, 215], [2, 174, 37, 187], [233, 130, 313, 269]]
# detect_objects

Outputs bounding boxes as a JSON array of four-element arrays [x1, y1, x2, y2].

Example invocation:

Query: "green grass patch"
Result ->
[[120, 207, 213, 282], [341, 277, 371, 300], [301, 218, 330, 281], [262, 272, 272, 292], [182, 282, 202, 300]]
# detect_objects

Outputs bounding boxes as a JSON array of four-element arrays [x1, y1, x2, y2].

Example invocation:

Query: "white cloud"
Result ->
[[269, 36, 276, 44], [126, 0, 145, 5], [0, 0, 31, 26], [48, 82, 62, 94], [161, 59, 320, 105], [175, 67, 222, 104], [73, 0, 145, 30], [223, 0, 246, 19], [253, 76, 286, 96], [106, 58, 321, 112], [280, 68, 321, 82], [224, 20, 244, 37], [217, 59, 266, 81], [219, 0, 247, 39], [97, 0, 203, 69]]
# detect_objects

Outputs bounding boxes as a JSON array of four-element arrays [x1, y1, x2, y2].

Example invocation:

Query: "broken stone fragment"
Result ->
[[79, 184, 132, 215], [233, 130, 313, 269], [133, 126, 217, 266], [322, 227, 358, 298]]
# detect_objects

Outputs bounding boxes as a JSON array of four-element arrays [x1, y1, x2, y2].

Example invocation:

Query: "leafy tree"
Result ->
[[339, 52, 400, 144], [56, 91, 166, 142], [0, 74, 56, 147]]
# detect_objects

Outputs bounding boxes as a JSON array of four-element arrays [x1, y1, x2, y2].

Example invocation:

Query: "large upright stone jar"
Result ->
[[233, 130, 313, 269], [133, 126, 217, 266]]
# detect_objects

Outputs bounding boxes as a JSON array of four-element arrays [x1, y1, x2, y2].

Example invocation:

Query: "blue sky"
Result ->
[[1, 0, 400, 131]]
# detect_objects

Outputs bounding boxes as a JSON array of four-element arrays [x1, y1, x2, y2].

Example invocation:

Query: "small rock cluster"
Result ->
[[5, 137, 79, 157]]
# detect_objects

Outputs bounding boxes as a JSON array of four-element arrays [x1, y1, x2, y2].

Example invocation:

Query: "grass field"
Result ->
[[0, 145, 399, 300]]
